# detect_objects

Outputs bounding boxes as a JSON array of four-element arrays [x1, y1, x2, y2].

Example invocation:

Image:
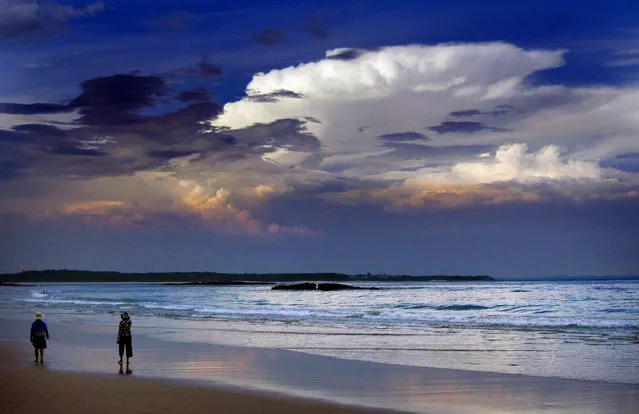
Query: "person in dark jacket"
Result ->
[[117, 312, 133, 367], [30, 312, 49, 363]]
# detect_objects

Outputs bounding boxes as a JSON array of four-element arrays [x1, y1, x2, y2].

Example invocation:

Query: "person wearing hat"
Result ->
[[30, 312, 49, 363], [116, 312, 133, 367]]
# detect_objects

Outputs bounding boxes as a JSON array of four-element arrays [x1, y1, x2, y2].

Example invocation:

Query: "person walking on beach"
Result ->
[[117, 312, 133, 367], [30, 312, 49, 363]]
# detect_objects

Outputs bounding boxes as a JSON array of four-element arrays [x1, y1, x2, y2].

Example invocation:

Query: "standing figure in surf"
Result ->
[[116, 312, 133, 369], [30, 312, 49, 363]]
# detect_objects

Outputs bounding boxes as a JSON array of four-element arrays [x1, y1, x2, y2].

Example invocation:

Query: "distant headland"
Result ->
[[0, 270, 495, 283]]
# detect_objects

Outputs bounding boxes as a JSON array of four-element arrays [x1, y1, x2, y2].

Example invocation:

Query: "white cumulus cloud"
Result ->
[[451, 144, 602, 183], [204, 41, 639, 208]]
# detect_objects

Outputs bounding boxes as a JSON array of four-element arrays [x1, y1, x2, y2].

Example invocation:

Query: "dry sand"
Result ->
[[0, 342, 399, 414]]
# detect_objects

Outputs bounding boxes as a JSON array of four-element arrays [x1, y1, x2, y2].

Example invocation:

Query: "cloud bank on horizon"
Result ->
[[1, 41, 638, 236]]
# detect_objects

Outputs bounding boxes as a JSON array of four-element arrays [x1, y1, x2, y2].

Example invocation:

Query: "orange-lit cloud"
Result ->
[[316, 143, 638, 210], [62, 200, 125, 215], [43, 184, 317, 236], [56, 200, 149, 228], [253, 184, 277, 198], [179, 182, 316, 236]]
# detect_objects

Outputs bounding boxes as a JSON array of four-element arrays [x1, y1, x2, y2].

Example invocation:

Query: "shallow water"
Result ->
[[2, 280, 638, 383], [2, 318, 638, 414]]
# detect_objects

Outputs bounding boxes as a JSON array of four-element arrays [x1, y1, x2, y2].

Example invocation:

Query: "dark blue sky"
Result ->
[[1, 0, 638, 277]]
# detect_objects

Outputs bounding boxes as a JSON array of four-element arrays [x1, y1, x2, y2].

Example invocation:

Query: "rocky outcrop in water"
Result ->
[[272, 282, 379, 291], [161, 281, 275, 286], [272, 282, 318, 290], [318, 283, 379, 291]]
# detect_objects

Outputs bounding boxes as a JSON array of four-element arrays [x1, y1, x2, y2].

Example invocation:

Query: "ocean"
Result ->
[[2, 280, 638, 384]]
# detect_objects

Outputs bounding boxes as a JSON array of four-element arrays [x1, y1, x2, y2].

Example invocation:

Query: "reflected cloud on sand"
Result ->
[[42, 340, 637, 414]]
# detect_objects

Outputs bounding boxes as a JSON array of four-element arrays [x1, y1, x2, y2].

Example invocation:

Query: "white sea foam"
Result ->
[[18, 298, 128, 306], [3, 281, 639, 383], [193, 306, 314, 318], [8, 281, 639, 332]]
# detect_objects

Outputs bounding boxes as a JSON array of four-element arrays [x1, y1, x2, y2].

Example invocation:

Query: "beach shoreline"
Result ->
[[2, 315, 638, 413], [0, 341, 403, 414]]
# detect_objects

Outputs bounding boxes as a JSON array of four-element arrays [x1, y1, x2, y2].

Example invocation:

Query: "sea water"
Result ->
[[2, 280, 637, 383]]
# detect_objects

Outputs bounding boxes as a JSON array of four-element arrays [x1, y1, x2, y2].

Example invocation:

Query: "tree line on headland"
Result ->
[[0, 269, 495, 283]]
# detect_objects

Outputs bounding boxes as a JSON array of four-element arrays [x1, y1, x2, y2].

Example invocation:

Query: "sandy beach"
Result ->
[[1, 315, 638, 414], [0, 342, 401, 414]]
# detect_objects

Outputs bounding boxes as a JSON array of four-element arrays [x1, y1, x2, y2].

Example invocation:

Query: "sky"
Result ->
[[1, 0, 638, 278]]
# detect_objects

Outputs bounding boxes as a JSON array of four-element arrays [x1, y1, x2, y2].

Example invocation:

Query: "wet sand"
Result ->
[[0, 342, 400, 414], [1, 316, 637, 413]]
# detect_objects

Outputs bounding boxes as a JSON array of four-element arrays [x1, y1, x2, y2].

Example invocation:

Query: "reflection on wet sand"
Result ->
[[2, 317, 636, 414], [43, 340, 638, 414]]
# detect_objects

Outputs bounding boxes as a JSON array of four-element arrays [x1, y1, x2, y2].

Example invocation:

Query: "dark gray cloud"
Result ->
[[0, 107, 215, 179], [0, 129, 23, 142], [0, 161, 23, 180], [252, 28, 283, 45], [274, 177, 385, 205], [0, 124, 61, 179], [615, 152, 639, 160], [229, 118, 321, 154], [193, 55, 222, 77], [149, 102, 221, 136], [176, 88, 212, 103], [7, 122, 70, 146], [5, 121, 113, 171], [428, 121, 508, 134], [450, 109, 481, 117], [173, 56, 223, 78], [12, 124, 67, 136], [67, 73, 167, 125], [449, 108, 512, 118], [0, 104, 318, 182], [0, 102, 71, 115], [0, 18, 43, 41], [326, 49, 369, 61], [7, 120, 111, 161], [0, 74, 222, 179], [0, 1, 104, 41], [377, 132, 429, 141], [381, 142, 496, 163], [216, 135, 238, 145], [148, 150, 198, 159], [246, 90, 305, 103], [71, 74, 166, 112], [49, 143, 107, 157], [0, 136, 31, 179], [601, 152, 639, 173], [0, 70, 322, 183]]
